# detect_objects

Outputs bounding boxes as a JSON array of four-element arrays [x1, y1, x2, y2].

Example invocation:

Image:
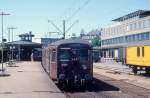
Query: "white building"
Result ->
[[81, 29, 101, 43], [101, 10, 150, 62]]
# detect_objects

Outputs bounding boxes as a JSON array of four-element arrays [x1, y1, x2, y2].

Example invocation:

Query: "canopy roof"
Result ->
[[6, 41, 41, 47]]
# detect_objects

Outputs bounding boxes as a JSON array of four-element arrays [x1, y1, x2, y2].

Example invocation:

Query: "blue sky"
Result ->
[[0, 0, 150, 42]]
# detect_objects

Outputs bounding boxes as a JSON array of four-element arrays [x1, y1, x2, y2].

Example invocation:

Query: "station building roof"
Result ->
[[19, 33, 34, 37], [6, 40, 41, 47], [112, 10, 150, 22]]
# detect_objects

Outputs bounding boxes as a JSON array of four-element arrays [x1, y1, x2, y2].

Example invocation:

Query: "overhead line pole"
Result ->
[[0, 12, 10, 72], [63, 20, 65, 39], [8, 28, 11, 42], [8, 27, 17, 60], [48, 19, 78, 39]]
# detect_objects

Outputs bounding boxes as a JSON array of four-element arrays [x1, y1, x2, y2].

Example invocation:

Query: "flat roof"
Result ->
[[6, 40, 41, 46], [112, 10, 150, 22]]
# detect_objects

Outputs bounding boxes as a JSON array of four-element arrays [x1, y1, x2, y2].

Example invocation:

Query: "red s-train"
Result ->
[[42, 39, 93, 85]]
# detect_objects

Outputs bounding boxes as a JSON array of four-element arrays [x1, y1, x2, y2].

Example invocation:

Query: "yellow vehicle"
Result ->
[[126, 46, 150, 74]]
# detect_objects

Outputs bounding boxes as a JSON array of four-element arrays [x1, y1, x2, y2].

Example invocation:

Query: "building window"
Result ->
[[148, 19, 150, 27], [135, 34, 138, 41], [149, 32, 150, 39], [138, 34, 141, 41], [119, 26, 122, 34], [133, 23, 137, 30], [143, 20, 146, 28], [141, 33, 144, 40], [146, 32, 149, 40], [130, 24, 133, 31], [132, 35, 135, 42], [138, 21, 142, 29], [126, 25, 130, 31], [143, 20, 148, 28]]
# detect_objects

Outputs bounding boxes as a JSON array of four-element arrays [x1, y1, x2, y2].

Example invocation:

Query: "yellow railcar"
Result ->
[[126, 46, 150, 74]]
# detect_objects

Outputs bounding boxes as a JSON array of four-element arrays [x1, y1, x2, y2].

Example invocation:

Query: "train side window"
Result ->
[[52, 50, 56, 62], [142, 47, 144, 57], [137, 47, 140, 57]]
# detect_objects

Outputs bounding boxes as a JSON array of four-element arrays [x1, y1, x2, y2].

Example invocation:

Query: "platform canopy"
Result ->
[[6, 40, 41, 47]]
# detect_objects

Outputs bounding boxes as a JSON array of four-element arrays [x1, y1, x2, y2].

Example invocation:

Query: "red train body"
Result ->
[[42, 39, 93, 85]]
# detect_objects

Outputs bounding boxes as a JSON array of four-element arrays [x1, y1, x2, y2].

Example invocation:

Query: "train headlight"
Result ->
[[82, 65, 88, 70], [85, 74, 92, 80], [59, 74, 65, 80]]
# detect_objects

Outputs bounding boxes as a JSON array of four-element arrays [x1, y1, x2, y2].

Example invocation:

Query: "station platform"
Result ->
[[0, 61, 66, 98]]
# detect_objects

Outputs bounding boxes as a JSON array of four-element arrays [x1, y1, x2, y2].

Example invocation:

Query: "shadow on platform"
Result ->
[[56, 78, 120, 93]]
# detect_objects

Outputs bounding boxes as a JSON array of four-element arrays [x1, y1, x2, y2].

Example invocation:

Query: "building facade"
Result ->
[[81, 29, 101, 43], [101, 10, 150, 62]]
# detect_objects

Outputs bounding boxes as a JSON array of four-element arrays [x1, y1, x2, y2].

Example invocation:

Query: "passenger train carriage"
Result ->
[[42, 39, 93, 85]]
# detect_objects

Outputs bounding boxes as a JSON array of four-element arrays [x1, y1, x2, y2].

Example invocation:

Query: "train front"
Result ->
[[57, 43, 93, 85]]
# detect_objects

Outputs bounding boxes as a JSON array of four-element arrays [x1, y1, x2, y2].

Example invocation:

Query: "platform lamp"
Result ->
[[0, 12, 10, 76], [7, 27, 18, 67]]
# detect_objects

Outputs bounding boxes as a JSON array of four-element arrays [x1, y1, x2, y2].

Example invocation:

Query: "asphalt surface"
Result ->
[[1, 61, 149, 98], [60, 73, 150, 98], [0, 61, 66, 98], [58, 62, 150, 98]]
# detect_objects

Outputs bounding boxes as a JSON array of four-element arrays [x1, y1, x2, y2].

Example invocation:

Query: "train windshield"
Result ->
[[72, 49, 89, 63], [59, 48, 72, 61], [59, 48, 91, 63]]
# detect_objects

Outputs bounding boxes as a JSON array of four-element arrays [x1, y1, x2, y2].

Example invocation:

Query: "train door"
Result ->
[[88, 49, 93, 76], [46, 49, 50, 74], [48, 48, 51, 75], [50, 49, 57, 80], [58, 48, 72, 76]]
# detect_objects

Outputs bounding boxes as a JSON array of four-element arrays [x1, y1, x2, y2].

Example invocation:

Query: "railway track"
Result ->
[[57, 73, 150, 98], [95, 65, 150, 78], [94, 65, 133, 75]]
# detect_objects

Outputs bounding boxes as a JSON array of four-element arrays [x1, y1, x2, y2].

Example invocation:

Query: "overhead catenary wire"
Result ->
[[54, 0, 77, 21], [48, 0, 91, 39], [66, 0, 91, 22]]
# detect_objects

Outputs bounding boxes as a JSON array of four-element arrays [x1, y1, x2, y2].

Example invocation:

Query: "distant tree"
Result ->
[[92, 36, 101, 47], [80, 29, 85, 37]]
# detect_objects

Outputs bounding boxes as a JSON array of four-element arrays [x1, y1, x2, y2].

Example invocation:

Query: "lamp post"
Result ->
[[0, 12, 10, 73], [8, 27, 16, 60]]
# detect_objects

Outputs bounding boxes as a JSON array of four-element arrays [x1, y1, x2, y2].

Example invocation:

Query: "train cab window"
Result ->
[[142, 47, 144, 57], [52, 50, 56, 62], [137, 47, 140, 57], [59, 49, 71, 61], [76, 49, 88, 62]]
